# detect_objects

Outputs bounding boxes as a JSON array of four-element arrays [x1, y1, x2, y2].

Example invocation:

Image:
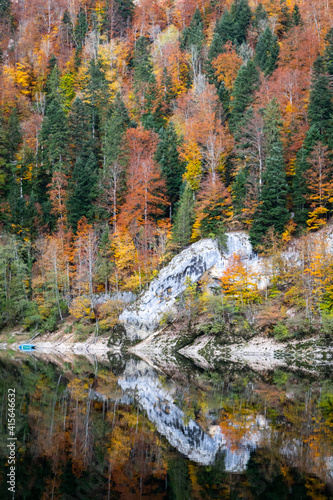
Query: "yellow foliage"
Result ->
[[98, 299, 124, 330], [307, 206, 329, 231], [69, 296, 94, 320], [220, 253, 261, 306], [182, 141, 202, 191]]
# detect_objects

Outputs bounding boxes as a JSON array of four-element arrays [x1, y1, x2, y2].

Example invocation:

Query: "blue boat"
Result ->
[[19, 344, 36, 351]]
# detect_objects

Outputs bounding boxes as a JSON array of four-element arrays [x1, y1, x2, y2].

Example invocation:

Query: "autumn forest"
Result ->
[[1, 0, 333, 335]]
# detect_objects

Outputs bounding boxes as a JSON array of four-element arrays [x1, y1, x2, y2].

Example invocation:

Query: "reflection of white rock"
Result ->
[[118, 359, 255, 470], [120, 233, 260, 339]]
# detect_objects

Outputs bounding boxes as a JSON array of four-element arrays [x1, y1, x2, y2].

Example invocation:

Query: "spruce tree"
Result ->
[[180, 8, 204, 53], [207, 0, 251, 70], [324, 28, 333, 76], [67, 98, 98, 229], [68, 152, 98, 227], [86, 58, 109, 140], [229, 60, 260, 132], [7, 108, 21, 162], [133, 36, 153, 85], [172, 183, 195, 249], [292, 4, 302, 27], [74, 7, 88, 49], [293, 57, 333, 227], [155, 123, 185, 215], [250, 100, 289, 248], [307, 57, 333, 136], [253, 3, 268, 33], [61, 9, 74, 46], [255, 26, 279, 76], [104, 93, 129, 168]]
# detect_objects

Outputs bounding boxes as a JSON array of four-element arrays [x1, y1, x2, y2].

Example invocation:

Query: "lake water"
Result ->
[[0, 350, 333, 499]]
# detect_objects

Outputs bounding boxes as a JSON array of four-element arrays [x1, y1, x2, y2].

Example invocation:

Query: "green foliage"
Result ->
[[255, 27, 279, 76], [229, 60, 260, 132], [61, 9, 74, 46], [155, 123, 185, 212], [293, 56, 333, 227], [272, 369, 290, 387], [208, 0, 251, 62], [67, 97, 98, 228], [180, 8, 204, 52], [133, 36, 153, 85], [0, 235, 30, 328], [292, 4, 302, 27], [74, 7, 88, 49], [171, 183, 195, 250], [250, 100, 289, 248], [273, 322, 291, 341]]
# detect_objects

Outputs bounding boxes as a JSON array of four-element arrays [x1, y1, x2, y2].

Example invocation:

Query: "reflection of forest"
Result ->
[[0, 353, 332, 499]]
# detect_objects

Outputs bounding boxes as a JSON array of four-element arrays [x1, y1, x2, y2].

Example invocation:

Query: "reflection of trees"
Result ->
[[0, 356, 333, 498]]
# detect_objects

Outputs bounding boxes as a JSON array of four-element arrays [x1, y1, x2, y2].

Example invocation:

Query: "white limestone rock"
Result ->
[[120, 233, 257, 339]]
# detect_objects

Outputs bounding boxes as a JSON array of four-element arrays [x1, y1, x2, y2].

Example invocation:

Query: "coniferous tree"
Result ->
[[104, 0, 134, 38], [208, 0, 251, 64], [293, 57, 333, 227], [250, 100, 289, 248], [181, 8, 204, 53], [133, 36, 153, 85], [253, 3, 268, 33], [61, 9, 74, 47], [74, 7, 88, 49], [69, 153, 98, 227], [307, 57, 333, 136], [229, 60, 260, 132], [324, 28, 333, 76], [155, 123, 185, 216], [7, 108, 21, 162], [104, 93, 129, 167], [67, 98, 98, 229], [292, 4, 302, 26], [100, 93, 130, 226], [255, 26, 279, 76], [40, 66, 68, 170], [172, 183, 195, 249], [86, 58, 109, 141]]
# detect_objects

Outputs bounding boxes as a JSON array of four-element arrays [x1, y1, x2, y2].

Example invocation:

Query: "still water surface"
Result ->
[[0, 351, 333, 499]]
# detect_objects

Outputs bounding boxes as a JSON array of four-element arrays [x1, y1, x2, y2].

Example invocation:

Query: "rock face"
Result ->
[[120, 232, 257, 339]]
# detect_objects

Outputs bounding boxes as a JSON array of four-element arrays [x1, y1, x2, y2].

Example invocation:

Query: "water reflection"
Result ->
[[0, 350, 332, 499]]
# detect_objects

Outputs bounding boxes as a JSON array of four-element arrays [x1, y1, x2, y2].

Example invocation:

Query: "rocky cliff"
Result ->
[[120, 232, 260, 339]]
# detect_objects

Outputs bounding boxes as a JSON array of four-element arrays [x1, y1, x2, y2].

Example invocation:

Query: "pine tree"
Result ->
[[86, 58, 109, 141], [100, 94, 129, 226], [253, 3, 268, 33], [68, 153, 98, 228], [293, 59, 333, 228], [67, 98, 98, 229], [104, 0, 134, 38], [74, 7, 88, 49], [255, 26, 279, 76], [104, 93, 129, 167], [208, 0, 251, 60], [307, 57, 333, 136], [250, 100, 289, 248], [155, 123, 185, 216], [7, 108, 21, 162], [180, 8, 204, 52], [61, 9, 74, 47], [292, 4, 302, 27], [133, 36, 153, 85], [40, 80, 68, 170], [229, 60, 260, 132], [172, 183, 195, 249]]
